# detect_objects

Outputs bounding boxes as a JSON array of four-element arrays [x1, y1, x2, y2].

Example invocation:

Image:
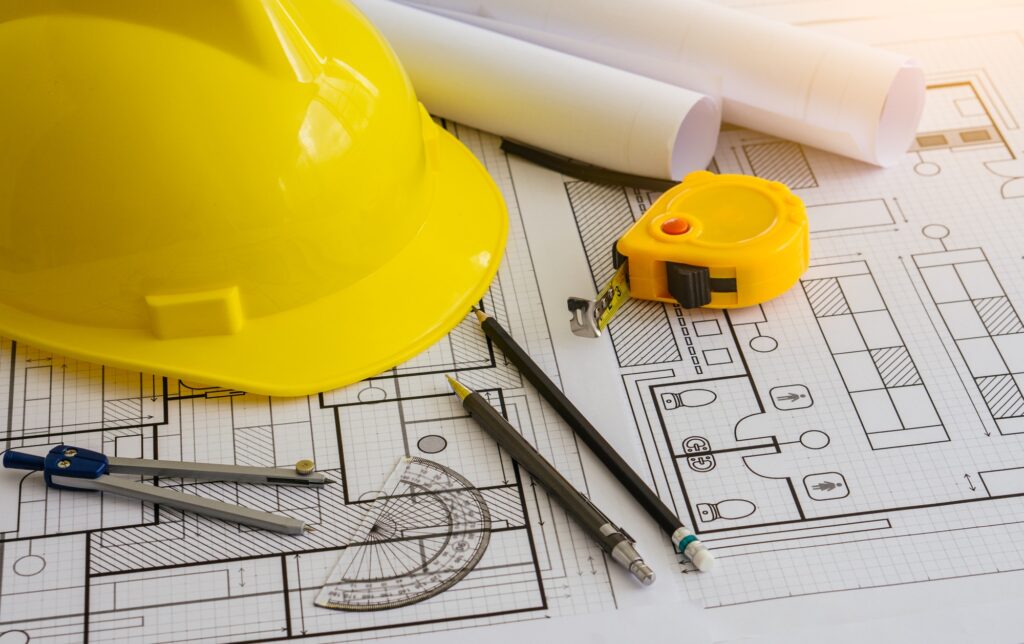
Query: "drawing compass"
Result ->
[[568, 171, 810, 337], [3, 445, 331, 534]]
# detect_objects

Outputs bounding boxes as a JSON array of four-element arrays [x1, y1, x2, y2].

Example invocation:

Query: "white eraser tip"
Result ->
[[692, 550, 715, 572]]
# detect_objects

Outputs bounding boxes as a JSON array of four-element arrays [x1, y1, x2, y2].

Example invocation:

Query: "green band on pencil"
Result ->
[[677, 534, 698, 553]]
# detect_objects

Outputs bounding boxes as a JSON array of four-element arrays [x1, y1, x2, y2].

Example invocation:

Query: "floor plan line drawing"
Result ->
[[547, 27, 1024, 605], [0, 124, 626, 643], [801, 260, 950, 450], [913, 244, 1024, 435], [613, 302, 1024, 537], [912, 81, 1011, 158], [913, 75, 1024, 196], [896, 252, 995, 441], [741, 140, 819, 189], [7, 6, 1024, 638], [804, 199, 898, 236]]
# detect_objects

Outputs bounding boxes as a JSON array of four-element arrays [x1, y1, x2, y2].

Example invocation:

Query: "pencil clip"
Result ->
[[580, 493, 635, 544]]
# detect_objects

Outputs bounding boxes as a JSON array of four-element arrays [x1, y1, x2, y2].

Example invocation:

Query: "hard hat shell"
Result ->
[[0, 0, 507, 395]]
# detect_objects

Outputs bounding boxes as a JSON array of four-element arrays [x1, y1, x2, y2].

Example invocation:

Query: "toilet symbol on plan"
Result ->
[[697, 498, 756, 522], [660, 389, 717, 410], [770, 384, 813, 410]]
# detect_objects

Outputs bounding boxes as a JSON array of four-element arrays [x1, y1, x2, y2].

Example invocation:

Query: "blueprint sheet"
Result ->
[[4, 2, 1024, 643], [525, 2, 1024, 640]]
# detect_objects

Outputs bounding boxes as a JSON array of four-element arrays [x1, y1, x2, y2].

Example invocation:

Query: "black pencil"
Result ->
[[447, 376, 655, 585], [472, 307, 714, 571]]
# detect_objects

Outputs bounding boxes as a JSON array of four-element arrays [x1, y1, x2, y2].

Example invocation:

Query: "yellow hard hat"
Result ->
[[0, 0, 507, 396]]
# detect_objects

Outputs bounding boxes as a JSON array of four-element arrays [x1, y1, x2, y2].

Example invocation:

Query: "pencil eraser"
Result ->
[[692, 549, 715, 572]]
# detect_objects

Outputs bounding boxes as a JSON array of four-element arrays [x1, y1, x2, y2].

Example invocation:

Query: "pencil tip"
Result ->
[[445, 375, 471, 401], [303, 525, 317, 533], [473, 308, 489, 323]]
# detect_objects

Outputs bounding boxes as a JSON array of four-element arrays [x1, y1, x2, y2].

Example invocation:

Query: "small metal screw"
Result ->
[[63, 448, 77, 457], [295, 459, 315, 476], [57, 460, 71, 469]]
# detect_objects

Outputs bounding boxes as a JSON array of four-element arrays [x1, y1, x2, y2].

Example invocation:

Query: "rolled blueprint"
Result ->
[[403, 0, 927, 167], [352, 0, 721, 180]]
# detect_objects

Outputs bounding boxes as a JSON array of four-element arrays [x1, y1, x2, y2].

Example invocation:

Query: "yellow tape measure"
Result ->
[[568, 171, 809, 337]]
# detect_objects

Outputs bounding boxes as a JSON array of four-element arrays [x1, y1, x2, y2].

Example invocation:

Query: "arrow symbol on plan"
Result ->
[[964, 474, 976, 491], [775, 393, 802, 403], [239, 568, 246, 587]]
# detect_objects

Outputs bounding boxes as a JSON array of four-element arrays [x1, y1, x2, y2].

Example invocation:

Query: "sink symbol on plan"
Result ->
[[681, 436, 716, 472]]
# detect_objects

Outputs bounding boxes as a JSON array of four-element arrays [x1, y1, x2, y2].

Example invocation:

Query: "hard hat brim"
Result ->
[[0, 126, 508, 396]]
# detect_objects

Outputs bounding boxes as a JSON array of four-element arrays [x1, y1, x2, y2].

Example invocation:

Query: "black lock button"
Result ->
[[666, 263, 712, 308]]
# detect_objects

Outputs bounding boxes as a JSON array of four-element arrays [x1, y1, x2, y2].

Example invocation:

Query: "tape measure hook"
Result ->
[[568, 297, 601, 338]]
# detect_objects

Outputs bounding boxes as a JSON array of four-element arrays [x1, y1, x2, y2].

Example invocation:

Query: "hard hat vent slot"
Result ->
[[146, 287, 245, 339]]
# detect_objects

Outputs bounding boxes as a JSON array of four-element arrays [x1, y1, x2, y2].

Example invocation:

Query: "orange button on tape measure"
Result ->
[[568, 171, 810, 338]]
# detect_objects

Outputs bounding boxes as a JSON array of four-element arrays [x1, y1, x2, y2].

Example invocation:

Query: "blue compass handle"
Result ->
[[3, 445, 109, 490], [3, 451, 44, 471]]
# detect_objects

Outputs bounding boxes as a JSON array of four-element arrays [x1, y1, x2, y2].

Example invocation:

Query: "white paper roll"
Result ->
[[403, 0, 926, 167], [352, 0, 721, 180]]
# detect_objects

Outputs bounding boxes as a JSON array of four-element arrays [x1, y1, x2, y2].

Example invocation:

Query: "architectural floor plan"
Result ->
[[539, 3, 1024, 612], [0, 127, 630, 642], [4, 2, 1024, 642]]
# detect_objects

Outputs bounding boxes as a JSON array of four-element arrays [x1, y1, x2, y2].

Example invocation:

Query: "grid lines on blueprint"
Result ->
[[542, 11, 1024, 609], [0, 125, 619, 643]]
